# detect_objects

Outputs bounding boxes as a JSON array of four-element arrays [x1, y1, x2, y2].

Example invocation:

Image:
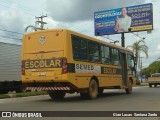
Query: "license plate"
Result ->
[[38, 72, 46, 76]]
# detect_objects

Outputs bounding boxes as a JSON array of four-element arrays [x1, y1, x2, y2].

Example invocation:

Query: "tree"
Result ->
[[127, 40, 148, 71], [25, 25, 37, 32], [141, 61, 160, 77], [141, 67, 150, 77]]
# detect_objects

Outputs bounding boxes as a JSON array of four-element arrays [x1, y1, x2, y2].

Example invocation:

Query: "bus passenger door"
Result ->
[[120, 52, 128, 86]]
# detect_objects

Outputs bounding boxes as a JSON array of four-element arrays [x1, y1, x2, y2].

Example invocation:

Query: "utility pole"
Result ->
[[35, 14, 47, 30]]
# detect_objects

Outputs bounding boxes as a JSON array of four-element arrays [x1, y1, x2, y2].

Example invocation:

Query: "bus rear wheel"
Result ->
[[88, 79, 98, 99], [48, 91, 65, 100], [80, 79, 98, 99], [98, 88, 104, 95], [125, 80, 132, 94], [80, 92, 88, 99], [16, 86, 26, 93]]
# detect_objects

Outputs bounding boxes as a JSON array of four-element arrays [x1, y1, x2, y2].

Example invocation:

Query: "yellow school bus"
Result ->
[[22, 29, 135, 100]]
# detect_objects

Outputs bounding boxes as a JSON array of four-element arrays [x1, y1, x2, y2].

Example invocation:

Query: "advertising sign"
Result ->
[[94, 3, 153, 36]]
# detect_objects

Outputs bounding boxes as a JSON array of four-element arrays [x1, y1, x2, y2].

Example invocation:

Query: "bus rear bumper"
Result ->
[[26, 86, 71, 91], [23, 82, 78, 91]]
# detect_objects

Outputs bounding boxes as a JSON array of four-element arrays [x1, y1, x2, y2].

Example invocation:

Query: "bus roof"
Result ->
[[24, 29, 133, 53]]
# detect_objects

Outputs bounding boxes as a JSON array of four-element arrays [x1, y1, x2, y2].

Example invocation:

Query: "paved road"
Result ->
[[0, 86, 159, 120]]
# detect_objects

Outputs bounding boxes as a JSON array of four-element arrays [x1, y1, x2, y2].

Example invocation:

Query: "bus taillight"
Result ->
[[62, 58, 68, 74], [21, 61, 25, 75]]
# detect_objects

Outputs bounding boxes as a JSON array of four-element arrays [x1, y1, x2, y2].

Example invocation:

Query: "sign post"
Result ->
[[121, 33, 125, 47]]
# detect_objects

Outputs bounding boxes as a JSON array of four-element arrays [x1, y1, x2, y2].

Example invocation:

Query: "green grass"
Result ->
[[0, 94, 11, 99], [0, 91, 48, 99], [133, 83, 149, 87], [15, 91, 47, 97]]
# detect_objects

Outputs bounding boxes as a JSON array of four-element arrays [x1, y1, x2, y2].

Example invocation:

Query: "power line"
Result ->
[[0, 1, 36, 16], [0, 37, 21, 43], [1, 0, 47, 17], [0, 28, 23, 35], [131, 32, 146, 40], [0, 35, 21, 41], [0, 0, 86, 34], [106, 35, 116, 42], [0, 1, 49, 37], [100, 35, 119, 44], [0, 3, 12, 9]]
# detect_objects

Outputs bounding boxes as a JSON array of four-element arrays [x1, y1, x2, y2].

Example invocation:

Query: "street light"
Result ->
[[110, 40, 119, 44], [100, 35, 119, 44], [131, 32, 146, 40]]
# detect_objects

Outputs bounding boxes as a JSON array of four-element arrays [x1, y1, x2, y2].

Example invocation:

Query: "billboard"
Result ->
[[94, 3, 153, 36]]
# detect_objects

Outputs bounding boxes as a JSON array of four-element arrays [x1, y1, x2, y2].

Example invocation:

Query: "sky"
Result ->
[[0, 0, 159, 68]]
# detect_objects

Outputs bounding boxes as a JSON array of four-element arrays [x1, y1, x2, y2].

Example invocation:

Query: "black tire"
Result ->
[[0, 90, 8, 94], [48, 91, 65, 100], [98, 88, 104, 95], [16, 86, 26, 93], [154, 84, 157, 87], [80, 79, 98, 99], [15, 89, 22, 93], [80, 92, 88, 99], [149, 83, 152, 88], [125, 80, 132, 94], [88, 79, 98, 99]]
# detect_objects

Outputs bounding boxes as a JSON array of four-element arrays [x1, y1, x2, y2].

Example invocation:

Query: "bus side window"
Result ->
[[88, 41, 100, 63], [101, 45, 111, 64], [72, 35, 88, 61], [111, 48, 120, 65]]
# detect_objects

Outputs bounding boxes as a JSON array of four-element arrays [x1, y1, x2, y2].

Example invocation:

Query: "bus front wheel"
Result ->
[[125, 80, 132, 94]]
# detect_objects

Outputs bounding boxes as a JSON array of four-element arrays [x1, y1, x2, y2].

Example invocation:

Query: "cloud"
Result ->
[[0, 7, 24, 33], [0, 6, 25, 44], [140, 0, 160, 67], [0, 5, 35, 44], [46, 0, 145, 22]]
